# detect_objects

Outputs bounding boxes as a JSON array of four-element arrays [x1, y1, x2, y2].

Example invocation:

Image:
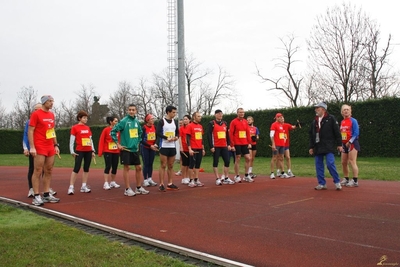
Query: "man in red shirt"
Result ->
[[186, 111, 206, 187], [229, 108, 254, 183], [28, 95, 60, 206]]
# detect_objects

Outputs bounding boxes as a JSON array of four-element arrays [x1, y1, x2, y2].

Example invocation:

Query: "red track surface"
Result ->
[[1, 166, 400, 266]]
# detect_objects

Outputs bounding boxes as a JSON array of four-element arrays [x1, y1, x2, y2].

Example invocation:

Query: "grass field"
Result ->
[[1, 154, 399, 181]]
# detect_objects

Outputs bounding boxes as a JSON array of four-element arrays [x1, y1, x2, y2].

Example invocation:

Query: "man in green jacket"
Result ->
[[111, 104, 149, 196]]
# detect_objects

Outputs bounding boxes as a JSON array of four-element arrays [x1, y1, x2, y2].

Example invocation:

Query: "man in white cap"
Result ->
[[28, 95, 60, 205], [308, 102, 343, 190]]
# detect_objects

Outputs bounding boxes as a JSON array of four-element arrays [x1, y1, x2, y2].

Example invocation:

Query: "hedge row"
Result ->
[[1, 98, 399, 157]]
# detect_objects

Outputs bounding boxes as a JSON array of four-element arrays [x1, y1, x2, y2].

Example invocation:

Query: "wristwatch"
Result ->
[[54, 143, 60, 147]]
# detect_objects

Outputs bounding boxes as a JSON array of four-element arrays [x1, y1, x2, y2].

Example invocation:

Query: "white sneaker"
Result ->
[[27, 188, 34, 198], [335, 183, 342, 191], [32, 195, 44, 206], [244, 175, 254, 183], [234, 175, 241, 183], [67, 187, 74, 195], [103, 182, 111, 190], [80, 185, 91, 193], [216, 179, 222, 186], [124, 188, 136, 196], [276, 169, 281, 177], [143, 179, 150, 187], [315, 184, 327, 190], [222, 177, 235, 185], [135, 187, 149, 195], [110, 181, 121, 188], [175, 170, 182, 176], [181, 178, 190, 185], [49, 188, 57, 195], [287, 171, 295, 177], [270, 173, 276, 179], [340, 178, 349, 186], [346, 179, 359, 187], [281, 173, 290, 179], [188, 181, 197, 188], [195, 179, 204, 187], [147, 178, 157, 186]]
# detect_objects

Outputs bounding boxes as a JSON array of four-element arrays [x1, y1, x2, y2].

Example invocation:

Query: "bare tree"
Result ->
[[54, 100, 76, 128], [107, 81, 134, 120], [151, 69, 177, 118], [257, 34, 304, 107], [202, 65, 237, 115], [12, 86, 38, 129], [185, 54, 211, 114], [132, 77, 156, 120], [0, 99, 7, 128], [307, 3, 369, 103], [74, 84, 96, 115]]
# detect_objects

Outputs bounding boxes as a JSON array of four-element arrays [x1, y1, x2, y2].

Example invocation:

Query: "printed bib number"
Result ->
[[217, 131, 226, 139], [239, 131, 246, 138], [129, 129, 138, 138], [165, 131, 174, 138], [46, 128, 56, 139], [195, 132, 202, 140], [279, 133, 287, 140], [108, 142, 118, 150], [81, 138, 91, 146], [148, 132, 156, 140], [341, 132, 347, 141]]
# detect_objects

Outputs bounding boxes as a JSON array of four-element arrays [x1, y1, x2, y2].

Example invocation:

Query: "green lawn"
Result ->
[[1, 154, 399, 181]]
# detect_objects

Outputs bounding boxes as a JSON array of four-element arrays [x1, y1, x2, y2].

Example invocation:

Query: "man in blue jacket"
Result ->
[[308, 102, 343, 190]]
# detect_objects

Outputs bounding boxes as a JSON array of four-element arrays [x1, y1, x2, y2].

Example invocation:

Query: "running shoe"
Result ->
[[315, 184, 327, 190], [80, 185, 91, 193], [335, 183, 342, 191], [195, 179, 204, 187], [270, 173, 276, 179], [124, 188, 136, 196], [110, 181, 121, 188], [249, 173, 257, 178], [244, 175, 254, 183], [181, 178, 190, 184], [135, 187, 149, 195], [143, 179, 150, 187], [27, 188, 34, 198], [215, 179, 222, 186], [167, 183, 179, 190], [159, 184, 166, 192], [43, 194, 60, 203], [67, 187, 74, 195], [188, 181, 197, 188], [147, 178, 157, 186], [287, 171, 295, 177], [49, 188, 57, 195], [346, 179, 359, 187], [32, 195, 44, 206], [234, 175, 241, 183], [222, 177, 235, 185], [276, 169, 281, 177], [175, 170, 182, 176], [281, 173, 290, 179], [340, 178, 349, 186], [103, 182, 111, 190]]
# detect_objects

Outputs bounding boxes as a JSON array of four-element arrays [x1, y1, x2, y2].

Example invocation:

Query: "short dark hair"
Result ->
[[106, 116, 117, 125], [215, 109, 223, 114], [165, 105, 177, 114], [76, 110, 88, 121]]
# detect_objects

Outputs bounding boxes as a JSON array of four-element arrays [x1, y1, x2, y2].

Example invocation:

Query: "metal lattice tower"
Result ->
[[167, 0, 177, 92]]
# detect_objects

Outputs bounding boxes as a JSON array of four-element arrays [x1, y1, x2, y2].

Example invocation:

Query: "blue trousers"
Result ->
[[314, 153, 340, 185], [141, 147, 155, 180]]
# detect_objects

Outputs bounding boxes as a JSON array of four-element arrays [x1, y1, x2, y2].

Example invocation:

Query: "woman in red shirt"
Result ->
[[141, 114, 159, 187], [98, 116, 121, 190], [67, 111, 95, 195]]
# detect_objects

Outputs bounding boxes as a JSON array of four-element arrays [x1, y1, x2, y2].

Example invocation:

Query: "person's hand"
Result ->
[[309, 148, 314, 155]]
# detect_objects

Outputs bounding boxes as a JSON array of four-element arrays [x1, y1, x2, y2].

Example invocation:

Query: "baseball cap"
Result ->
[[314, 102, 327, 110], [275, 113, 283, 119], [214, 109, 223, 114]]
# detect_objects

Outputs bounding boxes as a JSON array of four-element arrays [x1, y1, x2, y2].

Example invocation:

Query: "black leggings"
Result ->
[[103, 152, 119, 175], [73, 151, 92, 173]]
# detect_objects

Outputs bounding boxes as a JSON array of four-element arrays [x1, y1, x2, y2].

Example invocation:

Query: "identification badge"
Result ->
[[46, 128, 56, 139], [217, 131, 226, 139], [129, 129, 138, 138], [195, 132, 202, 140], [239, 131, 246, 138], [341, 132, 347, 141], [108, 142, 118, 150], [148, 132, 156, 140], [82, 138, 91, 146], [165, 131, 174, 138]]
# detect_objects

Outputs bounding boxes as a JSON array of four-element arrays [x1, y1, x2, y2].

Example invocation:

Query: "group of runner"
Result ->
[[25, 97, 360, 206]]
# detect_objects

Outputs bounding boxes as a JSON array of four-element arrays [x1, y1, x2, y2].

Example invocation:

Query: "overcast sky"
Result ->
[[1, 0, 399, 114]]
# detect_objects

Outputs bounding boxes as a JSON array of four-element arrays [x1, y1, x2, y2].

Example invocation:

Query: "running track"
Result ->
[[1, 166, 399, 267]]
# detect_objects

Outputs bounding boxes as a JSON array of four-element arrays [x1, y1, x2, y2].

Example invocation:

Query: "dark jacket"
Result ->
[[309, 113, 342, 155]]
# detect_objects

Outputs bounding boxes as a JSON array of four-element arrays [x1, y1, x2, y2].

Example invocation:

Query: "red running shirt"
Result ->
[[212, 120, 228, 148], [187, 122, 203, 149], [98, 126, 120, 156], [270, 121, 288, 147], [71, 124, 93, 152], [229, 118, 251, 146], [179, 124, 190, 151], [29, 109, 56, 150]]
